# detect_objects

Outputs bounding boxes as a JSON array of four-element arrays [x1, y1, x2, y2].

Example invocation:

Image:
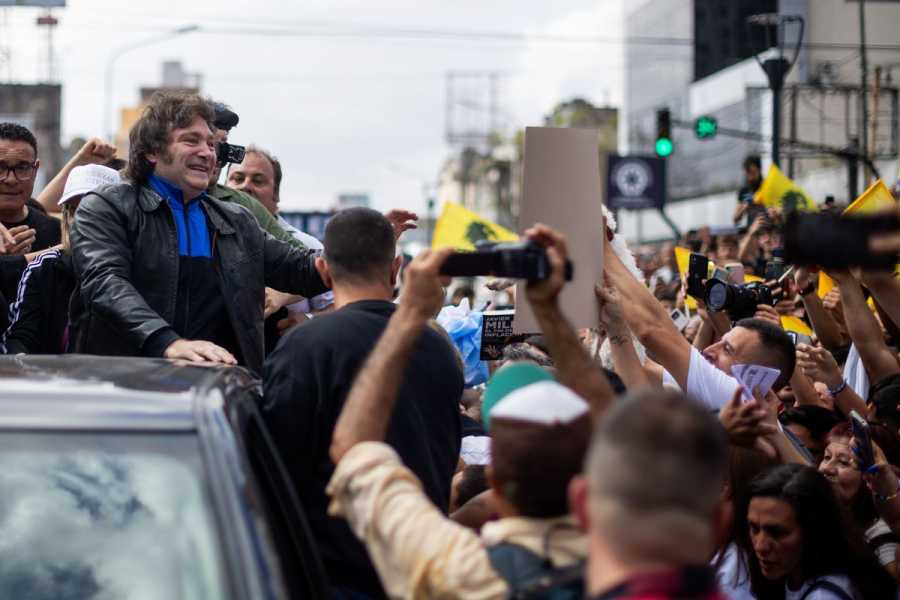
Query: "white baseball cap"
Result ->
[[59, 164, 121, 206]]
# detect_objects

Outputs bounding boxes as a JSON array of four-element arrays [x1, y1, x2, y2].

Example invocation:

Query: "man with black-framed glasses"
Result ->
[[0, 123, 61, 254], [0, 123, 61, 323]]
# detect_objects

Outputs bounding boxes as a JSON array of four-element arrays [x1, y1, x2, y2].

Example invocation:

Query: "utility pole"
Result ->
[[747, 13, 805, 168], [859, 0, 871, 184]]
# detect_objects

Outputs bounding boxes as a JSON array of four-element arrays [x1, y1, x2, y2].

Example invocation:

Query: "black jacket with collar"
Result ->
[[68, 181, 328, 374]]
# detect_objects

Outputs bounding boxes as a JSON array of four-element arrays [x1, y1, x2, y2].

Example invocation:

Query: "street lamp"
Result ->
[[747, 13, 804, 167], [103, 24, 200, 143]]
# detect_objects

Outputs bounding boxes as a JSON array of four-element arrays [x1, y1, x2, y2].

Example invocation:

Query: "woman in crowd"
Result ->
[[819, 422, 900, 579], [0, 165, 120, 354], [735, 463, 897, 599]]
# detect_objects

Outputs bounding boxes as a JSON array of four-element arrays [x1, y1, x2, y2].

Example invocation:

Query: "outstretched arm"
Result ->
[[523, 225, 614, 423], [37, 138, 116, 213], [604, 237, 693, 389], [830, 271, 900, 385]]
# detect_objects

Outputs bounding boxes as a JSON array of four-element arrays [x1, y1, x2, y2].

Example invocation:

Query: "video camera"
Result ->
[[439, 239, 573, 282], [216, 142, 245, 168], [783, 210, 899, 270]]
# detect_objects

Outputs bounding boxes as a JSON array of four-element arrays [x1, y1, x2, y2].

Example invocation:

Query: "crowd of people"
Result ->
[[1, 89, 900, 599]]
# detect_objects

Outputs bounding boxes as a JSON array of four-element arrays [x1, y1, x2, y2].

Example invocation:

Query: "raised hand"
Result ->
[[400, 247, 454, 320], [384, 209, 418, 241], [796, 343, 843, 389], [523, 223, 568, 309]]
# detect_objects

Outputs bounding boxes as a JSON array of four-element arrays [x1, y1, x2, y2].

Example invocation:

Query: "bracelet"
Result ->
[[828, 379, 848, 396], [799, 282, 816, 297], [874, 485, 900, 503]]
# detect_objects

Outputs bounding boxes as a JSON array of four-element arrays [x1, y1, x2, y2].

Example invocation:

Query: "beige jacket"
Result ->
[[327, 441, 587, 600]]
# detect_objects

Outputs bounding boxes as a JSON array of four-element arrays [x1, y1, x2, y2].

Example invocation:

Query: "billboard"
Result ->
[[606, 154, 667, 211], [0, 1, 66, 5]]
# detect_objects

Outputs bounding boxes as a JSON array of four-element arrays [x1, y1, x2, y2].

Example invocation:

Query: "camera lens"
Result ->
[[705, 279, 730, 311]]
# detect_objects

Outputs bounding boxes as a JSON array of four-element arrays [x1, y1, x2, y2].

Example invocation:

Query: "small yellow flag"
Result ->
[[674, 246, 699, 310], [843, 179, 896, 215], [781, 315, 813, 337], [431, 202, 518, 250], [818, 272, 834, 299], [753, 165, 817, 212]]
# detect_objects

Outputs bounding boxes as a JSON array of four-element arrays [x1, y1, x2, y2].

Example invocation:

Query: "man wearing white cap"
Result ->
[[326, 224, 614, 599], [1, 165, 120, 354]]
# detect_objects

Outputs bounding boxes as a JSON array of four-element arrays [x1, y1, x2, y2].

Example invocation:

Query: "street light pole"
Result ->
[[747, 14, 805, 168], [103, 24, 200, 143]]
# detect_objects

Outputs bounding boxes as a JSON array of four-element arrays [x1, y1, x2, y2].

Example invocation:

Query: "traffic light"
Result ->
[[695, 115, 718, 139], [655, 108, 673, 157]]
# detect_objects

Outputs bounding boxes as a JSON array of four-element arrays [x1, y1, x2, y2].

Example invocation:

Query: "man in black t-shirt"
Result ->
[[733, 154, 766, 228], [0, 123, 61, 317], [263, 208, 463, 599], [0, 123, 61, 252]]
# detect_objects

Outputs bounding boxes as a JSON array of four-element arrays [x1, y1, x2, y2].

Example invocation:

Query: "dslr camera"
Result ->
[[704, 279, 775, 322], [439, 239, 573, 282]]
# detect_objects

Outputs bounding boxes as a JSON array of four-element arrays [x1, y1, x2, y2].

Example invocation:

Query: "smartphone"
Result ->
[[670, 308, 689, 332], [850, 410, 876, 470], [725, 262, 745, 284], [686, 253, 709, 298]]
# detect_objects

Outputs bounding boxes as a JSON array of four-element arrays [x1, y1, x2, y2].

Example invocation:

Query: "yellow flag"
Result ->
[[781, 316, 813, 337], [431, 202, 518, 250], [818, 272, 834, 299], [753, 165, 817, 212], [843, 179, 896, 215]]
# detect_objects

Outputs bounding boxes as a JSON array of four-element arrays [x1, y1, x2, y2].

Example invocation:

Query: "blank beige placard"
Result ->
[[514, 126, 605, 334]]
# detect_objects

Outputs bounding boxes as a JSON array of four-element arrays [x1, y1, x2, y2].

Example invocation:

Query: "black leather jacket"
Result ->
[[69, 181, 328, 374]]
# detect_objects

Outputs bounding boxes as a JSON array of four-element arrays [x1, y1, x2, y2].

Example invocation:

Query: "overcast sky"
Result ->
[[1, 0, 623, 213]]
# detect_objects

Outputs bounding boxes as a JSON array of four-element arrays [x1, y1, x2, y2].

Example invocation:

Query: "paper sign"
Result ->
[[480, 310, 517, 360], [731, 363, 781, 402], [515, 127, 606, 334]]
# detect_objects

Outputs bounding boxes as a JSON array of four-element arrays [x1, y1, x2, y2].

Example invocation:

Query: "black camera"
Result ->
[[216, 141, 246, 168], [439, 240, 573, 282], [704, 279, 774, 321], [783, 210, 899, 270]]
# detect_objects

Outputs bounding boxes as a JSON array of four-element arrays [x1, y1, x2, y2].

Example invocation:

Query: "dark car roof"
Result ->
[[0, 355, 258, 431]]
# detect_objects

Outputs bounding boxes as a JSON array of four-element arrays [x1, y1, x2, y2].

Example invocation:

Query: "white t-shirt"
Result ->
[[275, 214, 335, 313], [686, 347, 740, 411], [714, 544, 755, 600], [843, 343, 870, 402], [784, 575, 856, 600]]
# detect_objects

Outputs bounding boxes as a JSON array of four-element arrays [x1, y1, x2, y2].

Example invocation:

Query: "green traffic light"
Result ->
[[655, 137, 673, 157]]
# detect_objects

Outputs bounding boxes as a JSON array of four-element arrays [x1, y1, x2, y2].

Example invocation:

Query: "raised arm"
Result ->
[[330, 247, 452, 462], [523, 224, 614, 423], [604, 235, 693, 389], [862, 272, 900, 340], [37, 138, 116, 213], [795, 268, 846, 351], [595, 276, 649, 390], [830, 271, 900, 384]]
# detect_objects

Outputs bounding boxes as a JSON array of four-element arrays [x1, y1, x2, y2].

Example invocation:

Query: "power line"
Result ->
[[45, 16, 900, 52]]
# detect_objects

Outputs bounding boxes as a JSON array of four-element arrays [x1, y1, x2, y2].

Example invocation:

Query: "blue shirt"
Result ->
[[149, 175, 212, 258]]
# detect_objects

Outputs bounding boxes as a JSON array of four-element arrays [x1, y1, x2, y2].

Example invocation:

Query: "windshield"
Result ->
[[0, 432, 229, 600]]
